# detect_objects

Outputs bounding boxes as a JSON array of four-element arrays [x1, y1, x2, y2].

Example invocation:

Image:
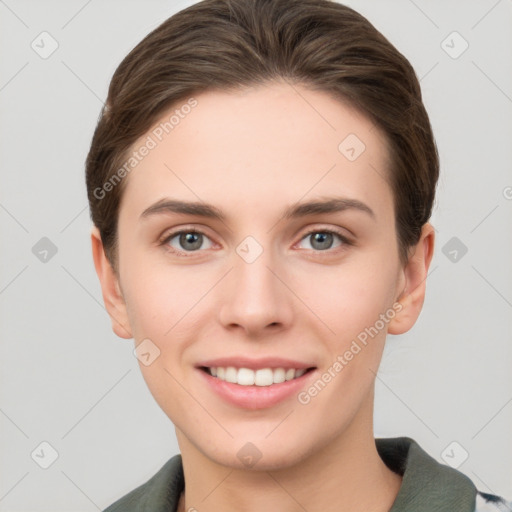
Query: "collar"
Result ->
[[377, 436, 477, 511]]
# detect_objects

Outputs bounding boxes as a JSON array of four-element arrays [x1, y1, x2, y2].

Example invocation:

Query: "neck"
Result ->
[[176, 391, 402, 512]]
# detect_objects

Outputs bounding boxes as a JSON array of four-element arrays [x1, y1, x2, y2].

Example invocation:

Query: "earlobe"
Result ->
[[90, 226, 133, 339], [388, 223, 435, 335]]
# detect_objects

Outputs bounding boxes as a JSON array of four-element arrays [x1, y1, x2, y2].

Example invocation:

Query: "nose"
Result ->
[[218, 240, 294, 338]]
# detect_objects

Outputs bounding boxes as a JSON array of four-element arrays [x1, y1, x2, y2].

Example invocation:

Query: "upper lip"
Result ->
[[196, 357, 316, 370]]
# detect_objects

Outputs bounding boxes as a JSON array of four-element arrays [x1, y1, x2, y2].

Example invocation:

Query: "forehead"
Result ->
[[119, 81, 393, 225]]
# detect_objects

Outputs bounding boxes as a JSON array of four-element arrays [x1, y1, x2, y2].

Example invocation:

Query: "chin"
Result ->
[[197, 435, 312, 472]]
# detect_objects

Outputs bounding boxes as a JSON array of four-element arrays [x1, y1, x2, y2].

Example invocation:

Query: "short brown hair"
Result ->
[[85, 0, 439, 270]]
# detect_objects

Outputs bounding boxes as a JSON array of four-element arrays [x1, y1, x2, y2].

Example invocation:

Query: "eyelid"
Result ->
[[294, 226, 353, 249], [157, 225, 216, 258], [158, 224, 214, 244]]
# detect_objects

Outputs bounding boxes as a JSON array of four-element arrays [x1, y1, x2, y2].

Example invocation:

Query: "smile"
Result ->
[[201, 366, 314, 386]]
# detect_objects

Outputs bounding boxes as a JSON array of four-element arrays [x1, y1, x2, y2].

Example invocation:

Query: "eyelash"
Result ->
[[159, 226, 353, 258]]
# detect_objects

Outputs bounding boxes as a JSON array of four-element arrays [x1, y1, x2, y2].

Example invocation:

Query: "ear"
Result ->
[[388, 223, 435, 335], [90, 226, 133, 339]]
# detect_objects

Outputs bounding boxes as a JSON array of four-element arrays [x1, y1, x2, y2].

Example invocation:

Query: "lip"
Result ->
[[196, 356, 314, 370], [195, 364, 317, 410]]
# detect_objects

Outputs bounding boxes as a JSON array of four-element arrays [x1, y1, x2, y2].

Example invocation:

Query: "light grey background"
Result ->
[[1, 0, 511, 510]]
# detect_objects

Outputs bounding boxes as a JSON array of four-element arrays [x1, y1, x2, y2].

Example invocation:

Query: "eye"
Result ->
[[297, 229, 351, 252], [161, 228, 214, 256], [159, 227, 352, 257]]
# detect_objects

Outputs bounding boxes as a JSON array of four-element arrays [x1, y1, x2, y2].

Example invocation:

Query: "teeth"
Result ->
[[254, 369, 272, 386], [273, 368, 286, 383], [225, 366, 237, 383], [238, 368, 255, 385], [207, 366, 309, 386]]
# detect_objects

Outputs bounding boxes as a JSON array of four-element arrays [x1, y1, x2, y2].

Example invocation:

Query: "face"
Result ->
[[95, 81, 430, 470]]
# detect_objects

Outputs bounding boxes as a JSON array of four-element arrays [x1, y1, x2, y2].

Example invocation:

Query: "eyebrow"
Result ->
[[140, 196, 375, 222]]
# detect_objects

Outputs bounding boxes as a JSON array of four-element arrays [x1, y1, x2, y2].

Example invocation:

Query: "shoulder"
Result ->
[[474, 490, 512, 512], [376, 436, 511, 512], [103, 454, 184, 512]]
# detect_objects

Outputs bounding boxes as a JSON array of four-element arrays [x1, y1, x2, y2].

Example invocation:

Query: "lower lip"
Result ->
[[196, 368, 316, 410]]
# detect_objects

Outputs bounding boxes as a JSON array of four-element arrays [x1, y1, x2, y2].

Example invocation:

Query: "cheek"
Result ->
[[122, 244, 399, 350], [123, 278, 169, 339], [294, 256, 399, 338], [120, 248, 205, 339], [123, 269, 195, 417]]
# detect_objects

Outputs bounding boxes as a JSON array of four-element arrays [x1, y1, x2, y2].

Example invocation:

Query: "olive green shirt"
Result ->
[[103, 436, 505, 511]]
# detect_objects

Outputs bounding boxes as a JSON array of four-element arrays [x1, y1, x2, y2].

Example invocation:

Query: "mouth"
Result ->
[[198, 366, 316, 387]]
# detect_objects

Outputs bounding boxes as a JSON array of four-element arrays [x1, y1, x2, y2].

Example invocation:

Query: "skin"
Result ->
[[92, 81, 434, 512]]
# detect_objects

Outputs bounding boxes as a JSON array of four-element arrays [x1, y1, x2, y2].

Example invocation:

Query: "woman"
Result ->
[[85, 0, 511, 510]]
